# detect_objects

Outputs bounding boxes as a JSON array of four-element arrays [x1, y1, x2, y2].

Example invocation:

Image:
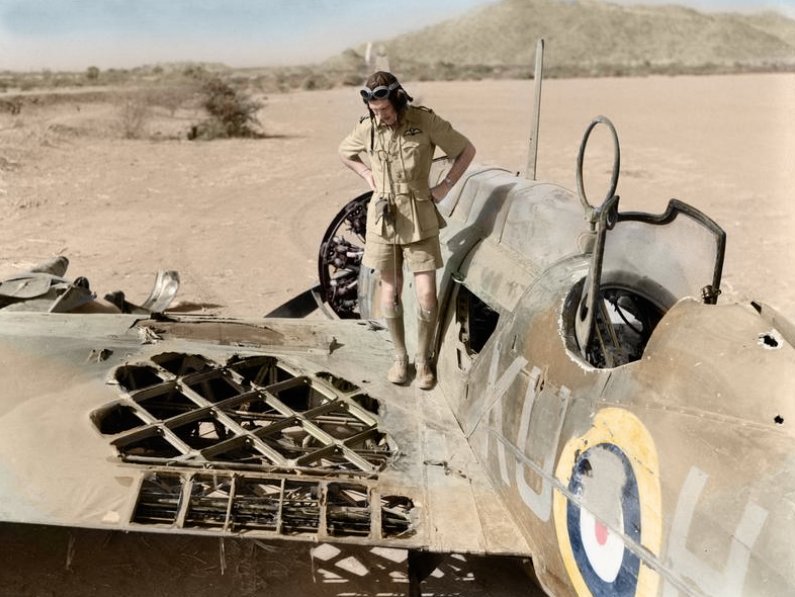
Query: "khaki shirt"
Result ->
[[339, 105, 469, 244]]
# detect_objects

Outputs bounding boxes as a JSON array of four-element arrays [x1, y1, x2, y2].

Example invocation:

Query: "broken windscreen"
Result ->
[[601, 199, 726, 310], [574, 198, 726, 368]]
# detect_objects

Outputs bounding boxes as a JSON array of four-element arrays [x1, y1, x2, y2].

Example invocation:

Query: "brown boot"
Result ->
[[415, 358, 435, 390], [387, 354, 409, 385]]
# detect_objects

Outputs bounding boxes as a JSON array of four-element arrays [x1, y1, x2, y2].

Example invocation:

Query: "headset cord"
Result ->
[[375, 124, 401, 297]]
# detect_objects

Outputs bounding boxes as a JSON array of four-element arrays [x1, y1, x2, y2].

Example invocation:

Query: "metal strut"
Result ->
[[526, 38, 545, 180], [407, 550, 445, 597]]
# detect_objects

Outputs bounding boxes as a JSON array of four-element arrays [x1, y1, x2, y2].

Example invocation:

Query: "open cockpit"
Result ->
[[567, 118, 726, 368]]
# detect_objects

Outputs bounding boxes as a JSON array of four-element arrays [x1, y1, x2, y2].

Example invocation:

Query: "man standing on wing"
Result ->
[[339, 71, 476, 390]]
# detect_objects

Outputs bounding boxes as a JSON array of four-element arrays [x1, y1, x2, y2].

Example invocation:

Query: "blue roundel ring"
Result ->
[[553, 408, 662, 597], [566, 443, 641, 597]]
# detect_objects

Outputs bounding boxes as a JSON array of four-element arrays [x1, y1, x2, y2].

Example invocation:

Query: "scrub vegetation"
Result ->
[[189, 75, 264, 140], [1, 0, 793, 141], [0, 66, 268, 141]]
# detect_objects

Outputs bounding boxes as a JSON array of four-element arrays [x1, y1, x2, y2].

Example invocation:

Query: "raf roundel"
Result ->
[[566, 444, 641, 595], [554, 408, 662, 597]]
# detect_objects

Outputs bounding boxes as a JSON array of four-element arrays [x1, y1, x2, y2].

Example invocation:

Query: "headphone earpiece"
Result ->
[[393, 88, 412, 112]]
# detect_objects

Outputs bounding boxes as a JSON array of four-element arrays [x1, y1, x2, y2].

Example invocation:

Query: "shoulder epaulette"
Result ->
[[414, 105, 434, 114]]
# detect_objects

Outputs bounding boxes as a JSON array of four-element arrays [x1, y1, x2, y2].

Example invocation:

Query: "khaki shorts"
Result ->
[[362, 236, 443, 273]]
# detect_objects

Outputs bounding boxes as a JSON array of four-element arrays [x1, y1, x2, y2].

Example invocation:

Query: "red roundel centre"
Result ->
[[595, 520, 609, 546]]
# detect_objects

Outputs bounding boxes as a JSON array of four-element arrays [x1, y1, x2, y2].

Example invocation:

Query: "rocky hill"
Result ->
[[4, 0, 794, 95], [328, 0, 795, 79]]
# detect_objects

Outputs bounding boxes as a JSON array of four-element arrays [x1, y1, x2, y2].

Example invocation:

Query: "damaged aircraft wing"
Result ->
[[0, 310, 530, 557]]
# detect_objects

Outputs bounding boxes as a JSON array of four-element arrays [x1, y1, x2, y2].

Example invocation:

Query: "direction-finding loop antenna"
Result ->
[[576, 115, 621, 216]]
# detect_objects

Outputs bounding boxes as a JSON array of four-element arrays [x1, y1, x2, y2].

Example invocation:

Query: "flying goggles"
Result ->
[[360, 81, 400, 102]]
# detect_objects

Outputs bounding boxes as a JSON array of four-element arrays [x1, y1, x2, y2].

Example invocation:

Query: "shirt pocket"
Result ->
[[400, 139, 424, 177], [415, 197, 439, 232]]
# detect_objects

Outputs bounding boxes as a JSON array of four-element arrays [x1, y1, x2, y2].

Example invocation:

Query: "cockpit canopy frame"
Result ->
[[574, 196, 727, 368]]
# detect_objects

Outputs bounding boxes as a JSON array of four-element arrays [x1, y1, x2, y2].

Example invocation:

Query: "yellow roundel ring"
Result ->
[[553, 407, 662, 597]]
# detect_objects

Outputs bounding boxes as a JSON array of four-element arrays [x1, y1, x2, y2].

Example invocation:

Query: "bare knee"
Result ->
[[380, 269, 403, 312], [414, 271, 437, 312], [417, 294, 437, 316]]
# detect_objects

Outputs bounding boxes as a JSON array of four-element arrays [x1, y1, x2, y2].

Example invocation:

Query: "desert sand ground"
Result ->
[[0, 73, 793, 596]]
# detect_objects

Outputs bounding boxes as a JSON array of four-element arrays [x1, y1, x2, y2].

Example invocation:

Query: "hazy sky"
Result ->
[[1, 0, 793, 72]]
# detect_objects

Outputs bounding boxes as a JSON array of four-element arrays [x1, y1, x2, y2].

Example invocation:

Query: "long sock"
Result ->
[[382, 303, 407, 357], [416, 304, 437, 363], [415, 304, 437, 390]]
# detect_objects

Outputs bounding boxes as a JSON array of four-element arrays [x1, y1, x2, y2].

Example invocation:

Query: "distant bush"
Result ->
[[188, 75, 264, 140], [102, 69, 131, 85], [148, 80, 200, 116], [0, 98, 22, 115], [183, 65, 207, 79], [117, 91, 151, 139], [300, 73, 332, 91], [340, 73, 363, 86]]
